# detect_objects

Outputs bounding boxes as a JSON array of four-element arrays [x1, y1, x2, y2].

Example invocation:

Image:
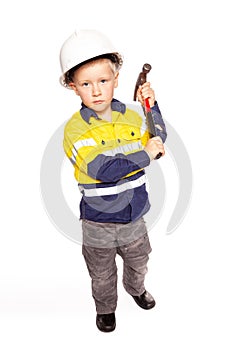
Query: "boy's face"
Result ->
[[69, 59, 119, 116]]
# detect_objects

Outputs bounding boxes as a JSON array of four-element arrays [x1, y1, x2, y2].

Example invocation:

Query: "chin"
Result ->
[[92, 103, 108, 113]]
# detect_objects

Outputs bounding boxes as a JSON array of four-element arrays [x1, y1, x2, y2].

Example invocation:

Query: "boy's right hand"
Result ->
[[144, 137, 165, 160]]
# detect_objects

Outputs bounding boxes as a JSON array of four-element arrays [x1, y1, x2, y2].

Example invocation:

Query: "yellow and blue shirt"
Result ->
[[63, 99, 167, 222]]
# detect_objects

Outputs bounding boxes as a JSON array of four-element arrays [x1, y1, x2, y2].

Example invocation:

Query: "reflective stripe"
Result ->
[[103, 141, 142, 156], [79, 174, 147, 197], [70, 138, 97, 162], [74, 138, 97, 151]]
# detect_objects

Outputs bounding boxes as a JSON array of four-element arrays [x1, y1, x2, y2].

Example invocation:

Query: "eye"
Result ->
[[82, 82, 89, 87], [100, 79, 107, 84]]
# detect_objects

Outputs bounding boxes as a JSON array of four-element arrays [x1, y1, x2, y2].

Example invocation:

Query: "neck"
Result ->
[[98, 106, 112, 122], [101, 113, 112, 122]]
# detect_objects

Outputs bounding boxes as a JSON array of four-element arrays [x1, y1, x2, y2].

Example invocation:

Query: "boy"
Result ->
[[60, 29, 167, 332]]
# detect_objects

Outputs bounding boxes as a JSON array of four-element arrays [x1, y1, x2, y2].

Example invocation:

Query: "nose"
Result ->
[[92, 83, 101, 97]]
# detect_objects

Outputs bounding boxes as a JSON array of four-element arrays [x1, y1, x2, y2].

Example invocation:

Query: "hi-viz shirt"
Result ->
[[63, 99, 167, 223]]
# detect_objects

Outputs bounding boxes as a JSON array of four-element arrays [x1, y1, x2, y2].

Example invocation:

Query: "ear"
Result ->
[[114, 72, 119, 88], [69, 83, 79, 96]]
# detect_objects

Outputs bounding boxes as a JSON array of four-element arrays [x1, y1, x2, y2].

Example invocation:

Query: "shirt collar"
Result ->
[[80, 98, 126, 124]]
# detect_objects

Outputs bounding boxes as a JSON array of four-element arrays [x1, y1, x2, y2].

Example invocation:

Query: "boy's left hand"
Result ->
[[136, 82, 156, 107]]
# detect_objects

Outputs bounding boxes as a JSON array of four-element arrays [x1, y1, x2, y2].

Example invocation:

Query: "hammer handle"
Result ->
[[144, 98, 162, 159]]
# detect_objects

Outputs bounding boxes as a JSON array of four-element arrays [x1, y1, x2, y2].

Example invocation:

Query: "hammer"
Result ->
[[134, 63, 162, 159]]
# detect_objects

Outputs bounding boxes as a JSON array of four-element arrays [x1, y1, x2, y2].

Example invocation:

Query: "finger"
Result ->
[[141, 82, 151, 88], [141, 84, 152, 92], [136, 86, 143, 99], [151, 136, 163, 143], [142, 89, 155, 98], [137, 94, 143, 103], [141, 89, 155, 104], [141, 85, 153, 93]]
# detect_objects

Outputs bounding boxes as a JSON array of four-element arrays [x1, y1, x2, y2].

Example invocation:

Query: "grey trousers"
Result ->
[[82, 218, 152, 314]]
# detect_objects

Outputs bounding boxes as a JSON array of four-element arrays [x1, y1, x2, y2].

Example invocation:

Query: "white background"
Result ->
[[1, 0, 233, 348]]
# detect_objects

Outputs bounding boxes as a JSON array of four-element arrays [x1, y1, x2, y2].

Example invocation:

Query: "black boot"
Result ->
[[132, 290, 156, 310], [96, 312, 116, 332]]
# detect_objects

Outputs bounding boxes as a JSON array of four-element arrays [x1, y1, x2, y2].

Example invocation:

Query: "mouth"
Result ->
[[93, 100, 104, 104]]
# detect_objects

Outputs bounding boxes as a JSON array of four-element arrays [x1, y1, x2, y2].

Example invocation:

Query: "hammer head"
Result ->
[[142, 63, 152, 74], [133, 63, 152, 100]]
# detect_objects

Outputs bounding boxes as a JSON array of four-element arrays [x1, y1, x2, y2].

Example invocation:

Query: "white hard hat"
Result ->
[[59, 29, 123, 88]]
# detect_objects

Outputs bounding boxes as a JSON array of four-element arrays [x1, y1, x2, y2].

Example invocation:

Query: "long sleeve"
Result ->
[[87, 150, 150, 182], [151, 103, 167, 143]]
